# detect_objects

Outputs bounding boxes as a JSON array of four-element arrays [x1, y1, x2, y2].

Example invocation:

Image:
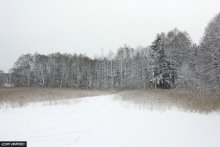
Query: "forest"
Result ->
[[0, 12, 220, 90]]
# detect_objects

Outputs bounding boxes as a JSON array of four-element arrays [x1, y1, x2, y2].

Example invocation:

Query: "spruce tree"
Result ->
[[150, 33, 171, 88]]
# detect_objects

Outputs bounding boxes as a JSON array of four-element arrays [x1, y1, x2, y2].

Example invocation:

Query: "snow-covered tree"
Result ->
[[150, 33, 172, 88], [165, 29, 192, 87], [199, 12, 220, 90], [176, 63, 201, 90]]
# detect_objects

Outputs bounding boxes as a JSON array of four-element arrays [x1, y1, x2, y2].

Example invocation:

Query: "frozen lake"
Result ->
[[0, 94, 220, 147]]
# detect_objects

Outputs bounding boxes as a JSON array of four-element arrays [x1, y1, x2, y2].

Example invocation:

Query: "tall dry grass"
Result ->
[[0, 88, 115, 108], [117, 89, 220, 113], [1, 88, 220, 113]]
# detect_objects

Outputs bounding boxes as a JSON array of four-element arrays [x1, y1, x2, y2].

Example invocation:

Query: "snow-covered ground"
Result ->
[[0, 94, 220, 147]]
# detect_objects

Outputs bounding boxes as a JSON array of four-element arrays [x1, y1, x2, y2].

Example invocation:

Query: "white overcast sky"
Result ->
[[0, 0, 220, 72]]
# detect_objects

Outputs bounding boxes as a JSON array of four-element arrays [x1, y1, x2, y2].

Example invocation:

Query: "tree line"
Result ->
[[1, 12, 220, 90]]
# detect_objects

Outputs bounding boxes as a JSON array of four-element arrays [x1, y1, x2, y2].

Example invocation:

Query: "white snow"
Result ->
[[0, 94, 220, 147]]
